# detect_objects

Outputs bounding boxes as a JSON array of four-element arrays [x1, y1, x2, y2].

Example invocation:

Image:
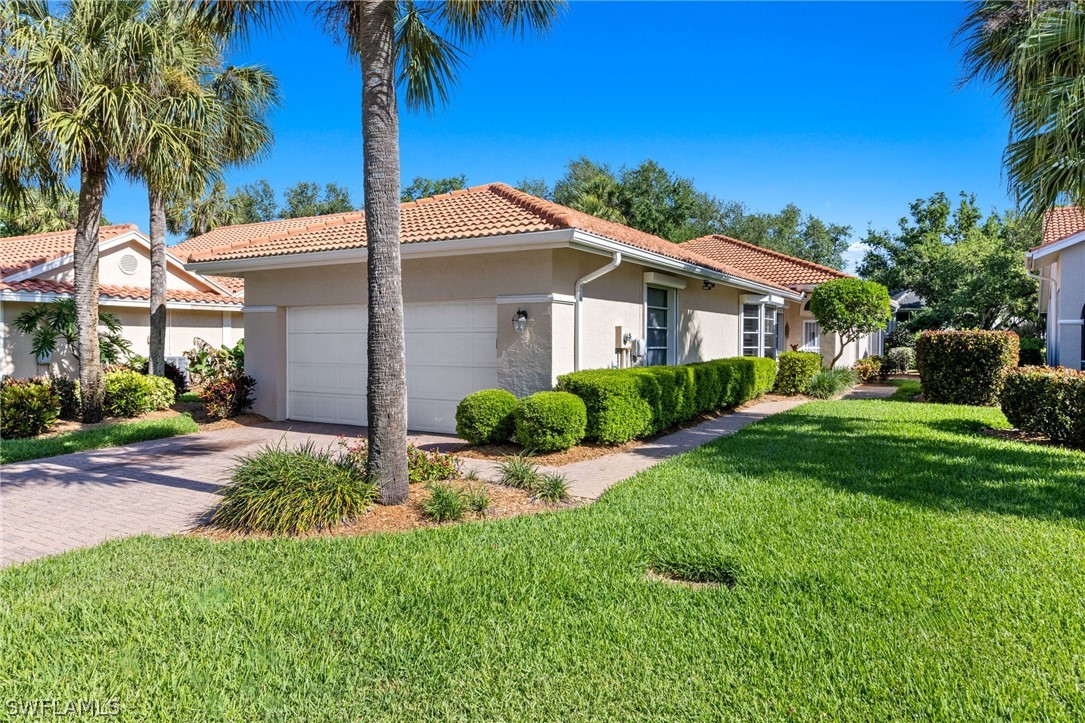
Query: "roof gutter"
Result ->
[[574, 252, 622, 371]]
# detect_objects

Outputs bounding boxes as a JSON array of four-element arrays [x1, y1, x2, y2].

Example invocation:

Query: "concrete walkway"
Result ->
[[0, 385, 894, 566]]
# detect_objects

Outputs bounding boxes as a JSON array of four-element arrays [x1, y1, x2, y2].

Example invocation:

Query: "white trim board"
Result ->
[[496, 293, 575, 306]]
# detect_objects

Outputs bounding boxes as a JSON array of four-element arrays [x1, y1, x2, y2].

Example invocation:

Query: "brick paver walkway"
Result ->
[[1, 385, 895, 566]]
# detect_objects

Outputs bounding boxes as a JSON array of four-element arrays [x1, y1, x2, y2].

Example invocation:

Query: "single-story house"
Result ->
[[1028, 207, 1085, 370], [1, 224, 244, 378], [184, 183, 882, 434]]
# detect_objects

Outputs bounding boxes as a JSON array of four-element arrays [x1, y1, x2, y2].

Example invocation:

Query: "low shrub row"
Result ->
[[916, 330, 1019, 406], [556, 357, 778, 444], [103, 370, 176, 417], [0, 378, 59, 439], [775, 352, 821, 395], [455, 389, 588, 452], [1001, 367, 1085, 448]]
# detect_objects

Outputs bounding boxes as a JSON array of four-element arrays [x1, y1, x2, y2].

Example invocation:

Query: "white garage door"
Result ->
[[287, 301, 497, 433]]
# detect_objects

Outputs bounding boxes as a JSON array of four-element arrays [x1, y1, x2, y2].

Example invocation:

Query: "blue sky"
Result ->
[[101, 1, 1009, 269]]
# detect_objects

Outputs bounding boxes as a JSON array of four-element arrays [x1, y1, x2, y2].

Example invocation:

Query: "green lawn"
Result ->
[[3, 401, 1084, 720], [0, 414, 199, 464], [884, 377, 922, 401]]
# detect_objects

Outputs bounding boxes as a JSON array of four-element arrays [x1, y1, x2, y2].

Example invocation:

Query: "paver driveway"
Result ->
[[0, 421, 464, 566]]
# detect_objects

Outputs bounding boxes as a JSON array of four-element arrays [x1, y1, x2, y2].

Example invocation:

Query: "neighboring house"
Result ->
[[1, 224, 244, 378], [680, 234, 887, 366], [184, 183, 879, 434], [889, 289, 925, 327], [1027, 207, 1085, 370]]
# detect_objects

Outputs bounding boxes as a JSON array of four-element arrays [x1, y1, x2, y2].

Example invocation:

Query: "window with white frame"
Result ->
[[645, 286, 673, 366], [801, 320, 821, 352], [742, 303, 780, 359]]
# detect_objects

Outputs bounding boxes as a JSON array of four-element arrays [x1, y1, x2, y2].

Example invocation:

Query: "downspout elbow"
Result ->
[[574, 252, 622, 372]]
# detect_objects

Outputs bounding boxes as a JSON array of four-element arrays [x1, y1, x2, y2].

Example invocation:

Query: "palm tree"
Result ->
[[194, 0, 564, 504], [958, 2, 1085, 213], [1, 1, 188, 421], [0, 185, 109, 237], [128, 2, 278, 377]]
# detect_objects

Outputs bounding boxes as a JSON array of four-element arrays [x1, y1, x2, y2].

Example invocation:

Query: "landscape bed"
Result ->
[[2, 400, 1084, 719]]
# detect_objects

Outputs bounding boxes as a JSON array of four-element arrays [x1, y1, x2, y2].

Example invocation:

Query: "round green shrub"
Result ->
[[1001, 367, 1085, 447], [103, 370, 153, 417], [212, 440, 376, 534], [146, 375, 177, 410], [455, 389, 519, 444], [775, 352, 822, 395], [514, 391, 587, 452], [884, 347, 915, 374], [916, 330, 1019, 406], [0, 377, 59, 439]]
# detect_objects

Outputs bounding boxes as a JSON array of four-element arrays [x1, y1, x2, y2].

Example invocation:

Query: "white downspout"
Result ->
[[1026, 265, 1059, 365], [574, 252, 622, 371]]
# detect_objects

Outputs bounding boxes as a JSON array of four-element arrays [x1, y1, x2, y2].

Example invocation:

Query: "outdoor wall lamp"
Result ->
[[702, 281, 716, 291], [512, 308, 529, 333]]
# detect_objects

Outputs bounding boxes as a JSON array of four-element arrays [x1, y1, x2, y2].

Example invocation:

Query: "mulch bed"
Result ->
[[980, 428, 1066, 449], [45, 401, 269, 437], [189, 479, 582, 542]]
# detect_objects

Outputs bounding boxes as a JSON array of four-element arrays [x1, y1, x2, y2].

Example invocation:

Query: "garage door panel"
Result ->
[[288, 301, 496, 433]]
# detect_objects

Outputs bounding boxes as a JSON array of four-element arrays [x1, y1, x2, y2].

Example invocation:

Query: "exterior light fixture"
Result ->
[[512, 308, 529, 333], [702, 281, 716, 291]]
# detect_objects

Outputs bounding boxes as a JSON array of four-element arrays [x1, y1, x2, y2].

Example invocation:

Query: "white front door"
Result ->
[[286, 301, 497, 433]]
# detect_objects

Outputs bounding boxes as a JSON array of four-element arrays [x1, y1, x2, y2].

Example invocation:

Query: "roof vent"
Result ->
[[118, 253, 138, 275]]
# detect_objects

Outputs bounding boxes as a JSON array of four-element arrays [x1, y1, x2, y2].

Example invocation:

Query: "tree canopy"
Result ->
[[809, 278, 892, 366], [401, 175, 466, 202], [858, 192, 1039, 331], [0, 187, 108, 237]]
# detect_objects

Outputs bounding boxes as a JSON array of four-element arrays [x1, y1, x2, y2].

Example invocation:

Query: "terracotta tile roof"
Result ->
[[205, 275, 244, 294], [680, 235, 849, 288], [0, 224, 138, 276], [1040, 206, 1085, 247], [185, 183, 792, 293], [0, 277, 242, 306]]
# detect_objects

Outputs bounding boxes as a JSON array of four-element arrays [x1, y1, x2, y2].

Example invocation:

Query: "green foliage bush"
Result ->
[[1001, 367, 1085, 448], [102, 370, 172, 417], [805, 368, 859, 399], [557, 357, 777, 444], [48, 375, 81, 420], [201, 376, 256, 419], [853, 355, 886, 384], [0, 377, 59, 439], [884, 347, 915, 374], [775, 352, 822, 395], [212, 440, 375, 534], [133, 357, 188, 395], [1018, 337, 1045, 366], [339, 438, 461, 483], [885, 328, 918, 349], [455, 389, 518, 444], [514, 391, 587, 452], [916, 330, 1019, 406], [421, 482, 466, 522], [809, 278, 892, 364]]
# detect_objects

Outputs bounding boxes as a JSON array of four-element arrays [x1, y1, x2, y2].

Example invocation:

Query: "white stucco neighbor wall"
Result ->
[[1038, 242, 1085, 370]]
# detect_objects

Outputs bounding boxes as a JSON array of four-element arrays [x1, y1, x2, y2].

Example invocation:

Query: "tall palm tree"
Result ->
[[194, 0, 564, 504], [1, 1, 189, 421], [958, 1, 1085, 213], [129, 2, 278, 376], [0, 185, 107, 237]]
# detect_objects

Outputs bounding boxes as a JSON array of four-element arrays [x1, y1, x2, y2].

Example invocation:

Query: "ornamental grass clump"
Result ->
[[420, 481, 466, 522], [212, 440, 376, 535], [497, 452, 542, 489], [534, 471, 570, 503], [804, 368, 859, 399]]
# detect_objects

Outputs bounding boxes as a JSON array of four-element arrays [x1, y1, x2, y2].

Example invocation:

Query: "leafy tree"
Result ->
[[282, 182, 355, 218], [809, 278, 892, 367], [0, 187, 108, 237], [233, 180, 279, 224], [14, 299, 131, 366], [401, 174, 466, 202], [617, 160, 702, 241], [958, 2, 1085, 213], [717, 202, 852, 269], [858, 192, 1038, 331], [552, 157, 624, 221], [1, 1, 179, 422], [515, 177, 551, 199], [205, 0, 563, 504]]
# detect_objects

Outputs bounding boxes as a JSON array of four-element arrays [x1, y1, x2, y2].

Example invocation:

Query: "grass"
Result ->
[[3, 401, 1085, 719], [885, 378, 923, 401], [0, 414, 199, 464], [177, 391, 202, 402]]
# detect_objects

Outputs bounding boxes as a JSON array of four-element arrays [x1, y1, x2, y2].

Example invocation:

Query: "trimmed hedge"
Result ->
[[0, 377, 59, 439], [916, 331, 1019, 406], [455, 389, 518, 444], [513, 391, 587, 452], [1001, 367, 1085, 448], [103, 370, 176, 418], [557, 357, 777, 444], [775, 352, 821, 396], [884, 347, 915, 374], [1018, 337, 1045, 367]]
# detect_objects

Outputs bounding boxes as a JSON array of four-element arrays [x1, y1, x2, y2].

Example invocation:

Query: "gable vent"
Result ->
[[118, 253, 138, 275]]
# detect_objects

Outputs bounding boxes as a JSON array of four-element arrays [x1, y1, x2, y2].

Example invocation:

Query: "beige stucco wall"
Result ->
[[778, 297, 882, 369], [241, 247, 788, 421], [1, 300, 242, 379]]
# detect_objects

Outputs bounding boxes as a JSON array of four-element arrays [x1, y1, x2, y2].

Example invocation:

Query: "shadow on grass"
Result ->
[[699, 405, 1085, 523]]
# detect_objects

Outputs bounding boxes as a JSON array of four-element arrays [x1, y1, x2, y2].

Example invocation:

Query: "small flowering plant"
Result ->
[[337, 437, 462, 483]]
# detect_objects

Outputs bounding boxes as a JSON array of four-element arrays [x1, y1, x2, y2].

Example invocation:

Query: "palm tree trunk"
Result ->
[[148, 187, 168, 376], [359, 0, 409, 504], [74, 158, 107, 422]]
